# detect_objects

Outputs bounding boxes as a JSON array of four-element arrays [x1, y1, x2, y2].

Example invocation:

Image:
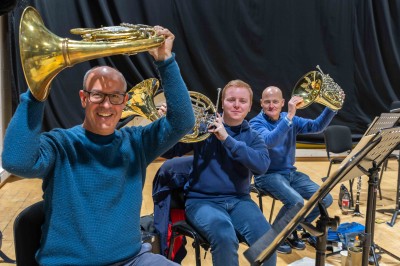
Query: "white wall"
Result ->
[[0, 15, 12, 185]]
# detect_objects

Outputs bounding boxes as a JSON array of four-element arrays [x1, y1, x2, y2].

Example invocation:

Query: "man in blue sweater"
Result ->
[[2, 27, 194, 266], [162, 80, 277, 266], [249, 86, 335, 254]]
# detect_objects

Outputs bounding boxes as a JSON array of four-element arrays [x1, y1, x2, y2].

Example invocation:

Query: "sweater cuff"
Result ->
[[153, 53, 176, 68], [222, 135, 235, 149]]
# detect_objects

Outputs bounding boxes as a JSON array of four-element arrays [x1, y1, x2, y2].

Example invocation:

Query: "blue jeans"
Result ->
[[113, 243, 179, 266], [185, 196, 277, 266], [254, 171, 333, 227]]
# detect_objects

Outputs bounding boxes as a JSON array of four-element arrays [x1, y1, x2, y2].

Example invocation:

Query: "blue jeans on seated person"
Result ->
[[112, 243, 179, 266], [185, 195, 277, 266], [254, 171, 333, 227]]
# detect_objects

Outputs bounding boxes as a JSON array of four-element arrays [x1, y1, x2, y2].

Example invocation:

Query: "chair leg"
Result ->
[[169, 230, 203, 266], [0, 250, 15, 264], [326, 162, 333, 178], [269, 199, 275, 223], [193, 237, 202, 266], [258, 194, 264, 213], [167, 232, 177, 260]]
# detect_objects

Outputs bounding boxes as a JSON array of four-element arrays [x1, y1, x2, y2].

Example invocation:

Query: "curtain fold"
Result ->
[[7, 0, 400, 140]]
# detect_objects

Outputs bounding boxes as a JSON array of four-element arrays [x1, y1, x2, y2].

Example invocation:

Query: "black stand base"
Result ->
[[301, 202, 340, 266], [368, 251, 381, 265], [360, 163, 400, 265], [376, 208, 399, 227]]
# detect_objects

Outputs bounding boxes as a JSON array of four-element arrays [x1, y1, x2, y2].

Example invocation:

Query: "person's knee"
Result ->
[[254, 173, 282, 189], [209, 225, 238, 248], [323, 193, 334, 207], [283, 192, 304, 207]]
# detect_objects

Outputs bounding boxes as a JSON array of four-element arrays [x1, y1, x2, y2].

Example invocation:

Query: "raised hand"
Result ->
[[148, 26, 175, 61]]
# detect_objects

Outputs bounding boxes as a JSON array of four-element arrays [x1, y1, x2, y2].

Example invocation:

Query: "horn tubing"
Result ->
[[19, 6, 164, 101]]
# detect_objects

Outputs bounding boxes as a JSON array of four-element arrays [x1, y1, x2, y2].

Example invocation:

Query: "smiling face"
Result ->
[[221, 80, 252, 126], [79, 66, 128, 135], [260, 86, 285, 121]]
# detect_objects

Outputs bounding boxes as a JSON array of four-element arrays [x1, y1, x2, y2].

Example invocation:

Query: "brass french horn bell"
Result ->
[[121, 78, 160, 121], [292, 65, 345, 110], [121, 80, 217, 143], [182, 91, 217, 143], [19, 6, 165, 101]]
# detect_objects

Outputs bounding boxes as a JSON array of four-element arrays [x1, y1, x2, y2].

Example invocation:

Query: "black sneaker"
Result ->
[[287, 231, 306, 250], [276, 241, 292, 254]]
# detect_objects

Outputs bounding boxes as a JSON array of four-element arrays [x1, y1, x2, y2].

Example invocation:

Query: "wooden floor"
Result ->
[[1, 158, 400, 265]]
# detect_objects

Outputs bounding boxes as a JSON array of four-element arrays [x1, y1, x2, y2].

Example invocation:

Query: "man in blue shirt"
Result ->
[[250, 86, 336, 254], [2, 27, 194, 266]]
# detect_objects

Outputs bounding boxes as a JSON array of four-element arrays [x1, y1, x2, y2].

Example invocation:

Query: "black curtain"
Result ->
[[7, 0, 400, 140]]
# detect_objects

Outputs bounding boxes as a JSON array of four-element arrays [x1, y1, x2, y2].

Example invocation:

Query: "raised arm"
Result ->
[[2, 92, 55, 177], [296, 107, 337, 134], [140, 27, 195, 163], [249, 112, 292, 148]]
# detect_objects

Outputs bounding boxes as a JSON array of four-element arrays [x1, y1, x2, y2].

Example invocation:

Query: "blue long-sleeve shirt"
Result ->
[[249, 108, 336, 173], [2, 55, 195, 266], [163, 120, 270, 201]]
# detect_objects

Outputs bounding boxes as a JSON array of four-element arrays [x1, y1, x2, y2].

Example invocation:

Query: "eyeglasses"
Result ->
[[83, 90, 126, 105]]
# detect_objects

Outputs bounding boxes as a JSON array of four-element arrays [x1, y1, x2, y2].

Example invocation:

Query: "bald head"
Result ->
[[262, 86, 283, 99], [83, 66, 127, 93], [260, 86, 285, 120]]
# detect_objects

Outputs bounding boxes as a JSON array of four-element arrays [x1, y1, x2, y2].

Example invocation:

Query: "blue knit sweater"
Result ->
[[2, 55, 194, 266], [163, 120, 270, 201], [249, 108, 336, 173]]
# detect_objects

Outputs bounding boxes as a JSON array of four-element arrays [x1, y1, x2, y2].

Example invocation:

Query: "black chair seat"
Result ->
[[169, 219, 211, 256], [13, 201, 44, 266]]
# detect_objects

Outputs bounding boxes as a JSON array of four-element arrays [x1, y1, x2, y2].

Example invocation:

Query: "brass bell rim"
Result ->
[[292, 70, 323, 109]]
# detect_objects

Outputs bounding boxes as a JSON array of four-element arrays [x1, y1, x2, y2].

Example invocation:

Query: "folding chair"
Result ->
[[323, 125, 355, 206], [13, 201, 44, 266]]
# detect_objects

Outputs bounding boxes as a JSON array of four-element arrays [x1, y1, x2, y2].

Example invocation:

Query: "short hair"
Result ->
[[221, 79, 253, 104], [82, 66, 127, 92]]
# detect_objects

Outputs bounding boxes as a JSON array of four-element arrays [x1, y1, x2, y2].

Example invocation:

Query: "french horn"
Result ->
[[292, 65, 345, 110], [19, 6, 164, 101], [121, 79, 218, 143]]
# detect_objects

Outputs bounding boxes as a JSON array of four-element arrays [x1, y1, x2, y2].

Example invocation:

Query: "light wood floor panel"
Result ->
[[1, 159, 400, 265]]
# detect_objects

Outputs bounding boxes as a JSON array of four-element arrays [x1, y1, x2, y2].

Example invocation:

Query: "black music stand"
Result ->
[[377, 157, 400, 226], [373, 110, 400, 227], [244, 126, 400, 266], [351, 113, 400, 264]]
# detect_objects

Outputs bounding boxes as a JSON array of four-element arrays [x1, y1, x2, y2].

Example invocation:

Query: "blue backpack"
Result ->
[[327, 222, 365, 248]]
